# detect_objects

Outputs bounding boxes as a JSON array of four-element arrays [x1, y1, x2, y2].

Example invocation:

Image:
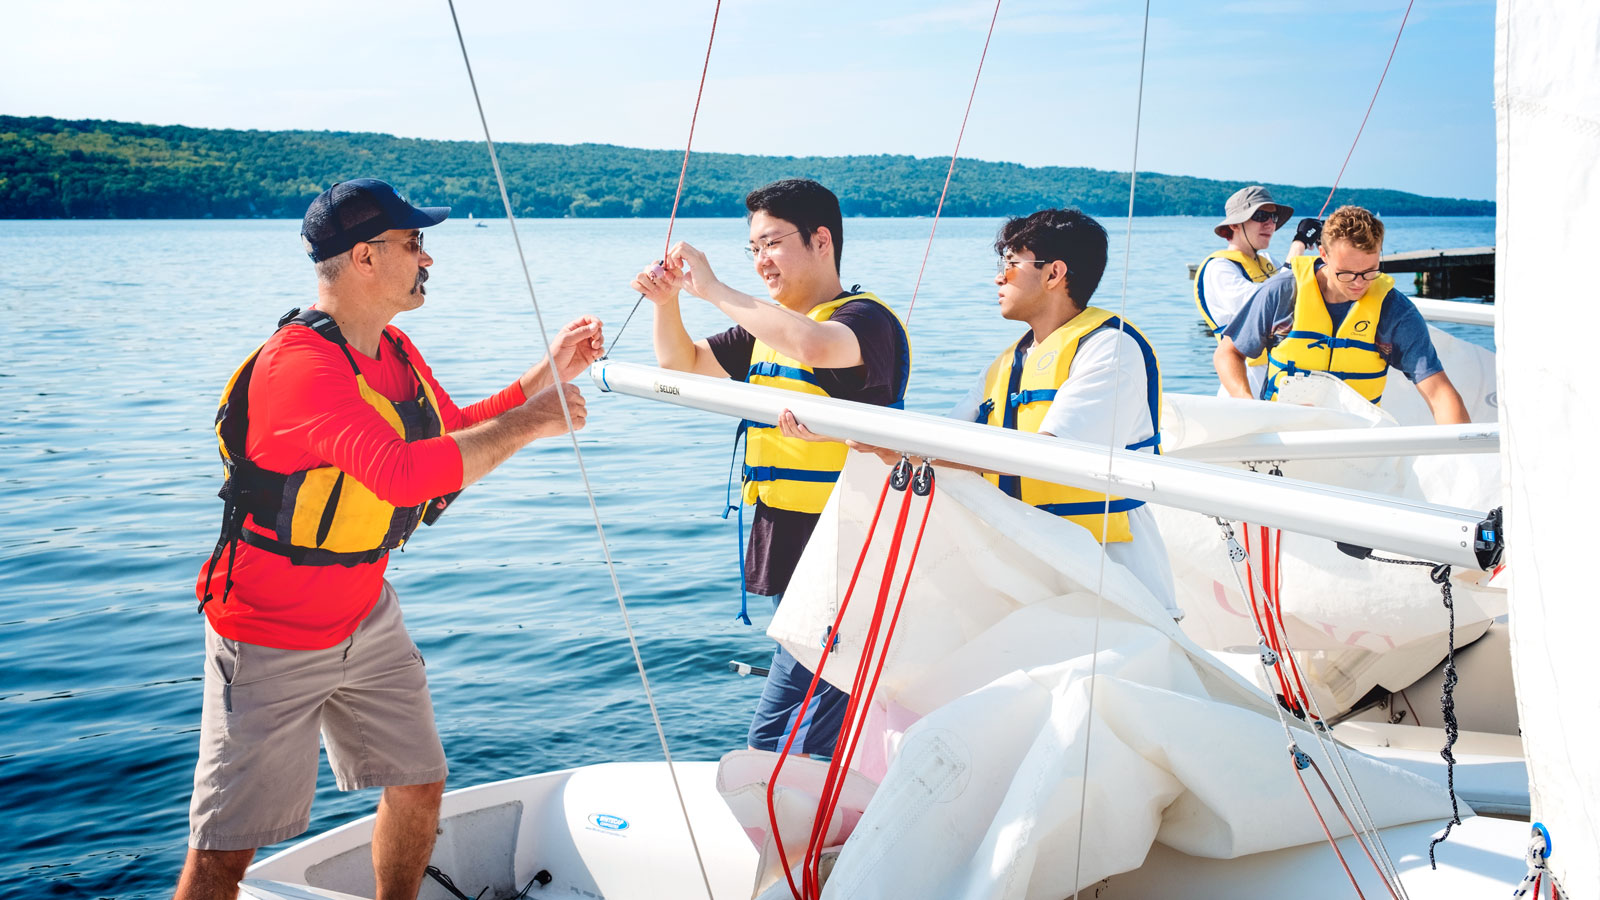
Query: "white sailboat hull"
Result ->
[[243, 759, 1529, 900]]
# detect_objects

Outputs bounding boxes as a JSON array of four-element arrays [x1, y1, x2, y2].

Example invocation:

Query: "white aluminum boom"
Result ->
[[592, 361, 1498, 570], [1168, 423, 1500, 463]]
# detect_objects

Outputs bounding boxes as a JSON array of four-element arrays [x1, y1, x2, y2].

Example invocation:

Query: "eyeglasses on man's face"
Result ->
[[1249, 207, 1280, 224], [1332, 268, 1383, 283], [366, 232, 424, 254], [745, 230, 800, 261], [996, 257, 1056, 277]]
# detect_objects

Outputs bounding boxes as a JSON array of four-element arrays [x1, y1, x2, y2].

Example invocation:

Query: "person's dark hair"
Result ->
[[993, 208, 1108, 307], [745, 179, 844, 273]]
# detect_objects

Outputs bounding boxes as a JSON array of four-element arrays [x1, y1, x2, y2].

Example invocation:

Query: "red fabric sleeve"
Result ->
[[249, 328, 464, 507], [386, 328, 526, 429]]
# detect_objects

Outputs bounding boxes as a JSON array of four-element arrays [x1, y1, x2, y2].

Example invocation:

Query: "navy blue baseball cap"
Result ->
[[301, 178, 450, 262]]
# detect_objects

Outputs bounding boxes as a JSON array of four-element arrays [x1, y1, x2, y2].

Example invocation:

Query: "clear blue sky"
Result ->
[[2, 0, 1496, 200]]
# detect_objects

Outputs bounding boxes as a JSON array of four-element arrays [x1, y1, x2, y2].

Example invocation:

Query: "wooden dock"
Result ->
[[1379, 247, 1494, 300]]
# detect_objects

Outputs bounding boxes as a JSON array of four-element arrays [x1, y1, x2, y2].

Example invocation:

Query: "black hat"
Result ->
[[301, 178, 450, 262]]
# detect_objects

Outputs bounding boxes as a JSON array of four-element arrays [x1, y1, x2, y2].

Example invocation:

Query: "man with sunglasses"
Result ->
[[853, 208, 1176, 615], [1194, 186, 1297, 398], [1214, 205, 1469, 423], [630, 178, 910, 758], [175, 178, 605, 899]]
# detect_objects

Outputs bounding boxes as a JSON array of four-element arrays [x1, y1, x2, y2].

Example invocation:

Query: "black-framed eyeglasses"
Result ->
[[366, 233, 424, 253], [1332, 268, 1383, 283], [996, 257, 1059, 276], [1248, 208, 1280, 224], [744, 230, 800, 260]]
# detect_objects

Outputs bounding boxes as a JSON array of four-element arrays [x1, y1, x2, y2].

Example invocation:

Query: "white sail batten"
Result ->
[[593, 360, 1497, 569], [1168, 422, 1500, 462], [1498, 0, 1600, 891], [1412, 297, 1495, 326]]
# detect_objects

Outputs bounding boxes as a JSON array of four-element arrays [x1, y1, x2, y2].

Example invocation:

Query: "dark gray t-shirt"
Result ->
[[707, 295, 909, 596], [1222, 262, 1444, 398]]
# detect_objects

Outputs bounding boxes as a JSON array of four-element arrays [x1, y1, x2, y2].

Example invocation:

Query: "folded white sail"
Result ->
[[725, 455, 1456, 898], [1156, 335, 1505, 712]]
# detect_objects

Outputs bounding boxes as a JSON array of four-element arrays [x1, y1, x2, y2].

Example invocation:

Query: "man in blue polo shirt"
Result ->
[[1214, 205, 1469, 424]]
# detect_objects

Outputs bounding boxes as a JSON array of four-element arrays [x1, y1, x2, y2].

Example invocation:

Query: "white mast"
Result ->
[[1497, 0, 1600, 889]]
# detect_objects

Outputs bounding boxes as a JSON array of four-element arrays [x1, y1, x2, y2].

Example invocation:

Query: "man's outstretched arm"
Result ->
[[1414, 371, 1470, 425], [1214, 337, 1254, 399], [664, 242, 864, 369], [631, 261, 734, 377], [455, 382, 588, 488]]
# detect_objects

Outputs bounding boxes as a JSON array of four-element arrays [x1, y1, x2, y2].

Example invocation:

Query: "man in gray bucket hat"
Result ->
[[1192, 185, 1301, 397]]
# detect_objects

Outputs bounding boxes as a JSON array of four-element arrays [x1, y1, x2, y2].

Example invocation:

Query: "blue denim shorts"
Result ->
[[746, 594, 849, 755]]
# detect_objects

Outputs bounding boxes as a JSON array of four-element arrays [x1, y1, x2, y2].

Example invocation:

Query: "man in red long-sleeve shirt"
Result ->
[[174, 179, 604, 900]]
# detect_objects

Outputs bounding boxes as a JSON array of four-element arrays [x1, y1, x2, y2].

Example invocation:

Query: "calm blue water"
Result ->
[[0, 215, 1494, 897]]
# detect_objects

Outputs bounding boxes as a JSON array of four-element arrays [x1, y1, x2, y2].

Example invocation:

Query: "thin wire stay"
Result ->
[[445, 2, 714, 896], [1071, 2, 1152, 896]]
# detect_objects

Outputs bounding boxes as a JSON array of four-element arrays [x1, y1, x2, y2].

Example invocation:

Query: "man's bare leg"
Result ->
[[173, 847, 255, 900], [372, 780, 445, 900]]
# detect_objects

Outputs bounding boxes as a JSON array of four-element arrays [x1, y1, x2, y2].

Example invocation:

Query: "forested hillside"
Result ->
[[0, 116, 1494, 219]]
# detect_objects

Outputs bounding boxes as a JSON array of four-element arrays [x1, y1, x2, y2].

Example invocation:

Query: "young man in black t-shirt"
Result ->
[[631, 179, 910, 755]]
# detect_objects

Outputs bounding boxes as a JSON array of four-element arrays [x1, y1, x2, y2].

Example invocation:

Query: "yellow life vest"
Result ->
[[975, 307, 1162, 543], [1265, 256, 1394, 404], [741, 292, 911, 514], [205, 310, 451, 602], [1194, 249, 1275, 367]]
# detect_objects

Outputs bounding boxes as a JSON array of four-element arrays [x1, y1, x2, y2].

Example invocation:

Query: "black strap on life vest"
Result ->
[[199, 308, 455, 612]]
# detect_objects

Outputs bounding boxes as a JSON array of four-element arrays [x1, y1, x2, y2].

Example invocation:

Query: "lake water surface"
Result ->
[[0, 215, 1495, 897]]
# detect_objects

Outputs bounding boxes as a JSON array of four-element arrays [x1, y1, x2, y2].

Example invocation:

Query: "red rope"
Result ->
[[1317, 0, 1416, 218], [1264, 525, 1316, 719], [903, 0, 1003, 327], [1309, 757, 1401, 900], [803, 482, 916, 896], [661, 0, 723, 256], [766, 468, 894, 900], [804, 476, 935, 895], [1293, 762, 1368, 899], [1243, 526, 1297, 706]]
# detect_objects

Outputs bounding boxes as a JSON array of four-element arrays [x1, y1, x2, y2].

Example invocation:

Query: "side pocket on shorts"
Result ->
[[208, 630, 242, 714]]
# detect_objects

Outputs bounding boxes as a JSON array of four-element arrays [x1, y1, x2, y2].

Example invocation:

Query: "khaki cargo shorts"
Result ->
[[187, 581, 448, 850]]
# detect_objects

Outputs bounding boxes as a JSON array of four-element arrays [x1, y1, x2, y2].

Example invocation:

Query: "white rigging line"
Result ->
[[1070, 1, 1151, 894], [1225, 521, 1408, 898], [1217, 521, 1378, 899], [443, 3, 714, 897]]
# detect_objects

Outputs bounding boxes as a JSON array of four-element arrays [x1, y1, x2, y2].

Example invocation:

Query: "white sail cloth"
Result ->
[[721, 454, 1455, 898], [1497, 0, 1600, 890], [1158, 328, 1505, 713]]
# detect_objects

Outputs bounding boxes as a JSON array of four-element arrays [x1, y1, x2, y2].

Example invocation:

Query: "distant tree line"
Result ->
[[0, 115, 1495, 220]]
